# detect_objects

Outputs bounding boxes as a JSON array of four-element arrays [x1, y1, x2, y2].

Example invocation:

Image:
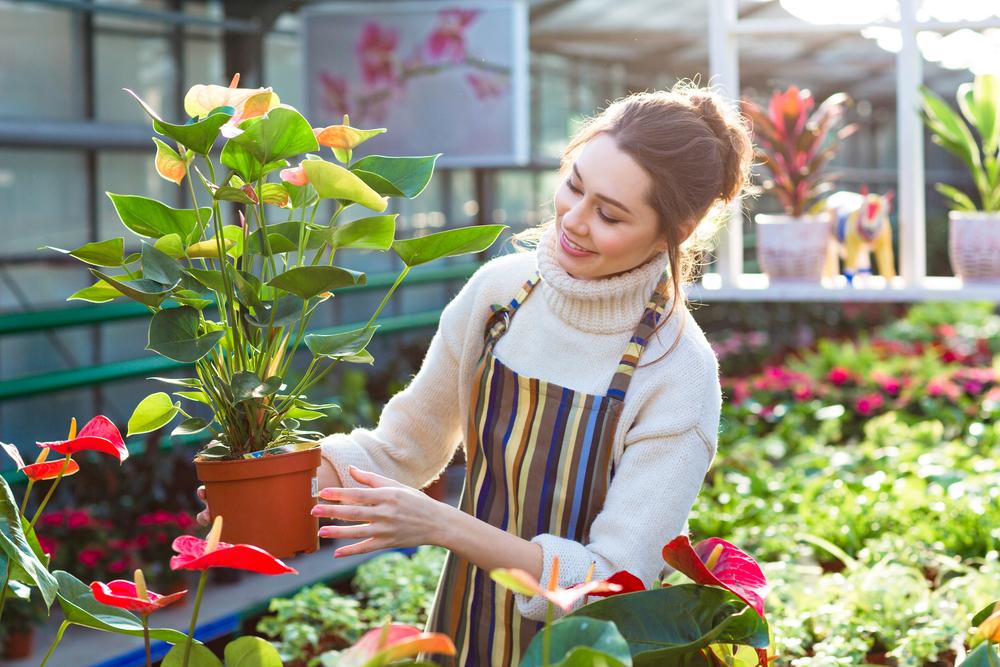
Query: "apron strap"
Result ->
[[484, 271, 542, 347], [606, 272, 672, 401]]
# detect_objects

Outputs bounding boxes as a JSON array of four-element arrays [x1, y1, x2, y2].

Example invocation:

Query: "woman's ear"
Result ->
[[658, 219, 697, 252]]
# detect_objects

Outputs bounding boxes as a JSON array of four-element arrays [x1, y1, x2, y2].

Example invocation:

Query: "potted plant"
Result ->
[[48, 76, 503, 558], [0, 594, 46, 659], [740, 86, 857, 283], [918, 74, 1000, 282]]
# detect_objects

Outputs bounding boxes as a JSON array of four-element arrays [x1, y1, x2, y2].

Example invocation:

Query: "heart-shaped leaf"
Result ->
[[181, 268, 226, 293], [147, 306, 225, 362], [175, 390, 212, 405], [161, 642, 223, 667], [228, 267, 264, 310], [214, 185, 258, 205], [0, 478, 58, 607], [90, 269, 175, 307], [267, 266, 366, 300], [172, 418, 210, 437], [351, 155, 440, 198], [284, 407, 324, 421], [141, 242, 184, 286], [285, 182, 319, 210], [520, 618, 632, 667], [54, 570, 192, 644], [107, 193, 209, 244], [310, 215, 396, 251], [231, 371, 282, 403], [46, 238, 124, 267], [199, 443, 231, 458], [247, 221, 325, 256], [350, 170, 406, 198], [243, 294, 308, 329], [301, 159, 387, 211], [154, 234, 187, 260], [224, 635, 283, 667], [152, 137, 193, 185], [261, 183, 290, 208], [69, 280, 123, 303], [128, 392, 182, 436], [392, 225, 505, 267], [229, 107, 319, 165], [305, 326, 378, 359], [128, 88, 233, 155], [220, 137, 290, 183]]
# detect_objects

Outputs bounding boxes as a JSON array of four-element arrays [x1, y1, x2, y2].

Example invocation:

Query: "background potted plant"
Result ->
[[49, 76, 503, 558], [918, 73, 1000, 283], [0, 594, 46, 659], [740, 86, 857, 283]]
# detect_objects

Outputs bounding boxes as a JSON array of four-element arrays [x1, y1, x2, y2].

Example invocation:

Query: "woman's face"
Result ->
[[553, 133, 668, 280]]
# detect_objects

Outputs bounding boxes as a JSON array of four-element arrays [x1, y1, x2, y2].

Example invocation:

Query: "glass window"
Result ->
[[95, 33, 177, 124], [186, 36, 224, 93], [265, 14, 303, 111], [0, 149, 89, 260], [97, 150, 183, 252], [0, 4, 80, 120]]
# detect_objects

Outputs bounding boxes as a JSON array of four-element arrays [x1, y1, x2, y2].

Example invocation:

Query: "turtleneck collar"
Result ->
[[534, 225, 673, 334]]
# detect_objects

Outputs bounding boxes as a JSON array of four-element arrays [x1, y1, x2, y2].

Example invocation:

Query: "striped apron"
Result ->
[[426, 270, 669, 667]]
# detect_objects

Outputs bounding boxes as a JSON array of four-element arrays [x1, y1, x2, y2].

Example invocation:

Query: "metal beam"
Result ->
[[529, 0, 579, 22], [0, 119, 151, 150], [11, 0, 261, 33]]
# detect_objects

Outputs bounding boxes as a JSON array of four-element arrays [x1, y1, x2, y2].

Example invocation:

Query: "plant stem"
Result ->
[[19, 479, 35, 516], [543, 601, 553, 667], [987, 641, 999, 667], [0, 561, 12, 620], [366, 266, 410, 329], [39, 620, 70, 667], [28, 457, 72, 532], [142, 615, 152, 667], [182, 570, 210, 667]]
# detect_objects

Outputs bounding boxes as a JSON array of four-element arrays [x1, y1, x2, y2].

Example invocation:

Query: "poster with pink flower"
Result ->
[[303, 0, 529, 167]]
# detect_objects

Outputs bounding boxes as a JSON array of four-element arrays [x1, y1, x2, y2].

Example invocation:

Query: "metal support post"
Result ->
[[896, 0, 927, 284]]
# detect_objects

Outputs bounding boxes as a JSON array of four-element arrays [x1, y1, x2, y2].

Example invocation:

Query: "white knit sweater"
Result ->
[[320, 226, 721, 620]]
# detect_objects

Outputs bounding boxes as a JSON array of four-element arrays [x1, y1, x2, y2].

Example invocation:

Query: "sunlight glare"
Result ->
[[780, 0, 898, 25]]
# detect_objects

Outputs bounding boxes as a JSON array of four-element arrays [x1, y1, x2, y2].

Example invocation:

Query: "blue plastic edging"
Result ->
[[88, 614, 240, 667]]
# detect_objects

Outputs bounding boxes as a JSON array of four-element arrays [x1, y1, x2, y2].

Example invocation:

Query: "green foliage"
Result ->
[[256, 584, 365, 666], [353, 546, 447, 627]]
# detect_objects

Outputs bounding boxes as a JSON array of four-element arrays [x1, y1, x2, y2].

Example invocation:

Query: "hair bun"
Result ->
[[688, 91, 751, 202]]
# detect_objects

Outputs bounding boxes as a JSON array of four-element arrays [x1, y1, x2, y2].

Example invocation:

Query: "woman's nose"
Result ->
[[562, 201, 588, 234]]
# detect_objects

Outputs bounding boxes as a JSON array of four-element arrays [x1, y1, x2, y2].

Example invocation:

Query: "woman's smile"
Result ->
[[560, 231, 596, 256]]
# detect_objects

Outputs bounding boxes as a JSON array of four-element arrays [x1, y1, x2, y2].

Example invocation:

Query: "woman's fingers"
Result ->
[[196, 485, 210, 526], [348, 465, 405, 489], [333, 537, 384, 558]]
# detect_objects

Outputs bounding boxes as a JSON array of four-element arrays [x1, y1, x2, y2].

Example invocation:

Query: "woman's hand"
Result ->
[[196, 486, 211, 526], [312, 466, 449, 558]]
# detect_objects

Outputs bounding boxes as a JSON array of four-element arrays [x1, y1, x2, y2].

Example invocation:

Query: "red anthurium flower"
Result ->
[[491, 557, 622, 612], [574, 570, 647, 599], [662, 535, 768, 618], [90, 579, 186, 616], [338, 622, 455, 667], [39, 416, 127, 462], [1, 441, 80, 481], [169, 535, 297, 575]]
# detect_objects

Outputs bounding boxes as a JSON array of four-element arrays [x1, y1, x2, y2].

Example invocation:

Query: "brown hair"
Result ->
[[519, 82, 753, 357]]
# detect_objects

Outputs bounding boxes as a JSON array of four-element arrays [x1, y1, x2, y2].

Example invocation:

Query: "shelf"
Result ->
[[5, 545, 377, 667], [690, 273, 1000, 302]]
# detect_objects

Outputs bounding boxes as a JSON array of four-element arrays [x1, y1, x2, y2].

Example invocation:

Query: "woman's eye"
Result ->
[[598, 209, 619, 224], [565, 178, 582, 194]]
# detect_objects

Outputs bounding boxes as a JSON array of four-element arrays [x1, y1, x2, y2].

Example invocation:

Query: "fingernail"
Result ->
[[319, 490, 333, 500], [311, 507, 323, 516], [334, 549, 343, 558]]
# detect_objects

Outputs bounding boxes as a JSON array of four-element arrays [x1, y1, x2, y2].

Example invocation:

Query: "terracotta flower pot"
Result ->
[[196, 446, 322, 559], [755, 212, 832, 283], [3, 629, 35, 659]]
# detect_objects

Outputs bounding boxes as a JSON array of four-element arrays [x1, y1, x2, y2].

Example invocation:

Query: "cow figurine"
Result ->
[[821, 187, 896, 283]]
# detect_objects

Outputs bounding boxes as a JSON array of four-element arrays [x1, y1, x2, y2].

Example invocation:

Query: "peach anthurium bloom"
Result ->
[[338, 622, 456, 667], [313, 123, 386, 152], [972, 603, 1000, 646], [0, 441, 79, 481], [152, 137, 193, 186], [183, 73, 279, 122], [280, 164, 309, 186], [490, 556, 622, 612], [38, 415, 128, 463], [662, 535, 768, 618]]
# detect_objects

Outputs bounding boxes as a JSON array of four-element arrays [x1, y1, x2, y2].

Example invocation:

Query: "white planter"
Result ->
[[755, 213, 832, 283], [949, 211, 1000, 283]]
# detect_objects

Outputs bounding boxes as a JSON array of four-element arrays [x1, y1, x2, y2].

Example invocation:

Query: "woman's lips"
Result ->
[[560, 231, 595, 257]]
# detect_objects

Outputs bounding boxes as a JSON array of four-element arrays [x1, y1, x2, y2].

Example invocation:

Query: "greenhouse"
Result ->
[[1, 0, 999, 666]]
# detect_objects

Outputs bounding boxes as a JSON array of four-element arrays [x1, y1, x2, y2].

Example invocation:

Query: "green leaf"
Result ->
[[243, 294, 308, 329], [175, 390, 212, 405], [224, 635, 283, 667], [128, 392, 182, 436], [301, 159, 387, 211], [310, 215, 396, 251], [285, 182, 319, 210], [344, 350, 375, 365], [231, 371, 282, 403], [69, 280, 123, 303], [154, 233, 187, 260], [182, 268, 226, 293], [147, 305, 225, 362], [351, 170, 406, 198], [246, 221, 325, 256], [220, 138, 290, 183], [966, 74, 1000, 155], [973, 601, 1000, 627], [934, 183, 978, 212], [919, 86, 982, 173], [392, 225, 505, 267], [351, 155, 440, 198], [90, 269, 175, 308], [568, 585, 769, 665], [46, 238, 124, 267], [305, 326, 378, 359], [150, 377, 202, 388], [229, 107, 319, 165], [21, 517, 50, 570], [128, 89, 233, 156], [169, 291, 214, 310], [162, 641, 223, 667], [172, 418, 209, 437], [141, 242, 184, 286], [0, 477, 58, 608], [228, 267, 264, 310], [521, 618, 632, 667], [284, 407, 324, 421], [107, 193, 209, 244], [54, 570, 192, 643], [960, 642, 1000, 667], [267, 266, 366, 300], [214, 184, 258, 205], [199, 443, 231, 458], [261, 182, 290, 208]]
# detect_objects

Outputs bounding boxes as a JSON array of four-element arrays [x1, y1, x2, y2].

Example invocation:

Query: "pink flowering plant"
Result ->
[[49, 76, 502, 461]]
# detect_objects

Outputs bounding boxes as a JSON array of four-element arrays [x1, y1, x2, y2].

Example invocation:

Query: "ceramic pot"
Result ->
[[949, 211, 1000, 283], [3, 629, 35, 659], [196, 446, 322, 559], [755, 213, 832, 283]]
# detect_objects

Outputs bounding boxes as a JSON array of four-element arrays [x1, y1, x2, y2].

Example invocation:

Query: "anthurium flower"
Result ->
[[280, 164, 309, 186], [662, 535, 768, 618], [972, 603, 1000, 646], [491, 556, 622, 612], [1, 441, 80, 481], [338, 622, 456, 667], [38, 415, 128, 462], [572, 570, 647, 599], [183, 73, 279, 122], [169, 518, 297, 575], [90, 578, 186, 616], [313, 124, 386, 152]]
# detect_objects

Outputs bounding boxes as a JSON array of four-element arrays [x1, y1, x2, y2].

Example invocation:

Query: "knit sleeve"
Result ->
[[513, 426, 715, 620], [318, 272, 478, 490]]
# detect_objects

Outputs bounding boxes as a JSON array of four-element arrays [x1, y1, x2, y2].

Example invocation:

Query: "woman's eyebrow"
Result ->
[[572, 164, 633, 215]]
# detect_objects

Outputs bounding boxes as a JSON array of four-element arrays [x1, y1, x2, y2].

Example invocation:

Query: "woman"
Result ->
[[200, 83, 753, 667]]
